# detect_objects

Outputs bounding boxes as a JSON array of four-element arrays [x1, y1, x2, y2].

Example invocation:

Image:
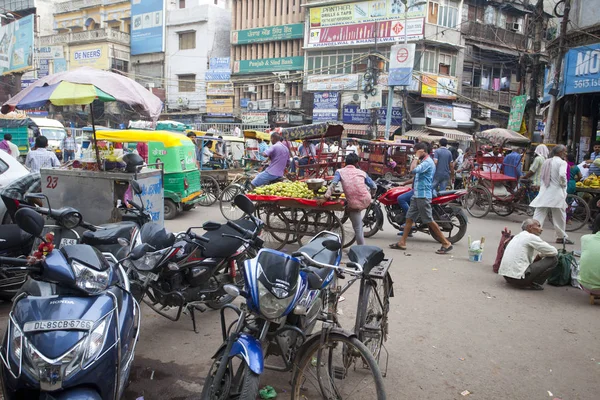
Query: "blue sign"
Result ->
[[21, 79, 36, 89], [205, 70, 232, 81], [39, 59, 49, 78], [210, 57, 230, 70], [563, 43, 600, 95], [313, 92, 339, 109], [313, 110, 339, 122], [54, 58, 67, 73], [342, 105, 402, 125], [240, 98, 250, 108], [0, 15, 34, 75], [131, 0, 164, 55]]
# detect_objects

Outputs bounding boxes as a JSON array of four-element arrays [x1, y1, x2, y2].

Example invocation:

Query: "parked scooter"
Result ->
[[0, 207, 143, 399], [0, 225, 34, 301], [363, 179, 468, 243]]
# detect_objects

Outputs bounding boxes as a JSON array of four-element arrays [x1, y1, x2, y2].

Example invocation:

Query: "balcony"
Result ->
[[461, 87, 516, 107], [38, 28, 130, 46], [461, 21, 527, 51], [55, 0, 129, 14]]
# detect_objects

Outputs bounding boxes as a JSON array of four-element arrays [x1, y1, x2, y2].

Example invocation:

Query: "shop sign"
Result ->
[[206, 98, 233, 116], [306, 74, 360, 91], [425, 103, 453, 120], [452, 103, 472, 122], [307, 18, 424, 48], [257, 99, 272, 110], [207, 82, 234, 96], [421, 74, 458, 99], [342, 104, 402, 125], [205, 70, 231, 81], [232, 23, 304, 45], [240, 98, 250, 108], [233, 56, 304, 74], [309, 1, 426, 28], [289, 114, 304, 123], [38, 59, 49, 78], [35, 46, 64, 60], [21, 79, 36, 89], [563, 43, 600, 95], [53, 58, 67, 73], [361, 90, 382, 109], [507, 95, 527, 131], [70, 44, 109, 70], [313, 110, 339, 122], [314, 92, 339, 109], [209, 57, 230, 70], [242, 112, 269, 124], [389, 44, 415, 86], [274, 112, 289, 124]]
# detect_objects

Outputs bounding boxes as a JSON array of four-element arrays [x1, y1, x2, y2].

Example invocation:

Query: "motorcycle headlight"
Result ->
[[72, 261, 110, 294], [61, 211, 82, 230], [132, 252, 164, 272], [257, 280, 295, 320]]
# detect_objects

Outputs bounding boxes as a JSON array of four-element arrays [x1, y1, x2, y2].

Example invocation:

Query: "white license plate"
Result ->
[[145, 272, 159, 282], [60, 238, 78, 248], [23, 319, 94, 333]]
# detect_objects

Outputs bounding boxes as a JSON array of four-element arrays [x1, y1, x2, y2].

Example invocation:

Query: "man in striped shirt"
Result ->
[[25, 136, 60, 173], [391, 142, 453, 254]]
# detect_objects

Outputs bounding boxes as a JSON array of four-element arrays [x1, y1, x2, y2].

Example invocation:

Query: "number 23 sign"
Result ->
[[46, 176, 58, 189]]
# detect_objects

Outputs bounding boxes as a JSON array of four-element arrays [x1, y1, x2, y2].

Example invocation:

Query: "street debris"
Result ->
[[547, 391, 553, 396], [461, 390, 471, 396], [432, 268, 438, 271], [482, 291, 495, 299], [259, 385, 277, 399], [459, 357, 465, 361], [404, 252, 412, 256], [150, 370, 155, 380]]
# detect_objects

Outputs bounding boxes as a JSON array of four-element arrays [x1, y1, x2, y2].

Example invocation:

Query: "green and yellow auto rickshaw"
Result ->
[[95, 129, 202, 219]]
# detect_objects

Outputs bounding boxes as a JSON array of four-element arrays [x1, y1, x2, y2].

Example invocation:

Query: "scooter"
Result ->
[[0, 207, 143, 399]]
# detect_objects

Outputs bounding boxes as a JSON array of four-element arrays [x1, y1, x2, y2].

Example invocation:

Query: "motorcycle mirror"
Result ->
[[130, 180, 142, 195], [322, 239, 341, 252], [233, 194, 255, 215], [130, 243, 150, 261], [14, 208, 45, 238]]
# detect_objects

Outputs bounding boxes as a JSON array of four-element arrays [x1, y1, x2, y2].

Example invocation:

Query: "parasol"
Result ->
[[1, 67, 163, 166], [475, 128, 531, 147]]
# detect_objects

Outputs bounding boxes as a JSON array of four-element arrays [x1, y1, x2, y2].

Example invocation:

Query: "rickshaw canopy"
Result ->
[[280, 122, 344, 141], [243, 130, 271, 141], [475, 128, 531, 147], [95, 129, 193, 148]]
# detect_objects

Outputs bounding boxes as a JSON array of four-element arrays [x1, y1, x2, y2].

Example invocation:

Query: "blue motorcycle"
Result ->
[[201, 195, 386, 400], [0, 207, 143, 400]]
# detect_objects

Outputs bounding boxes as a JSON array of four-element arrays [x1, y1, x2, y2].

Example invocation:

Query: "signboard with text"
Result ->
[[563, 43, 600, 95], [232, 24, 303, 44], [0, 15, 34, 75], [69, 44, 109, 70], [313, 92, 339, 122], [207, 82, 234, 96], [421, 74, 458, 99], [309, 1, 426, 27], [206, 98, 233, 116], [131, 0, 165, 55], [425, 103, 453, 119], [35, 46, 64, 60], [507, 95, 527, 131], [209, 57, 230, 70], [234, 56, 304, 74], [242, 112, 269, 124], [342, 104, 402, 125], [389, 43, 415, 86], [306, 74, 360, 91]]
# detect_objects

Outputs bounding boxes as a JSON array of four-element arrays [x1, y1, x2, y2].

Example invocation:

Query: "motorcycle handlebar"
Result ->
[[188, 231, 210, 243], [292, 251, 363, 275], [128, 201, 143, 212], [226, 220, 251, 237], [0, 256, 30, 266]]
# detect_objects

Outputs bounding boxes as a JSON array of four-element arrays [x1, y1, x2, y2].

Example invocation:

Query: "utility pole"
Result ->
[[527, 0, 544, 139], [544, 0, 571, 142]]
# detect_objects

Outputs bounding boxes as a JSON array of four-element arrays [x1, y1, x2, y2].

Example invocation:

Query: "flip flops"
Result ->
[[436, 245, 453, 254], [389, 243, 407, 250]]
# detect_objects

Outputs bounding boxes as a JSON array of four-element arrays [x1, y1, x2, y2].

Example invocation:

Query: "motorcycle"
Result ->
[[363, 179, 468, 244], [0, 224, 35, 301], [123, 195, 265, 332], [0, 207, 143, 399]]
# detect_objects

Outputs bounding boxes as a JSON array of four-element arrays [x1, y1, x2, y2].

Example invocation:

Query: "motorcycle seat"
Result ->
[[0, 225, 32, 250], [200, 218, 257, 258], [82, 221, 138, 245], [297, 236, 339, 266], [435, 190, 458, 197], [348, 245, 385, 274]]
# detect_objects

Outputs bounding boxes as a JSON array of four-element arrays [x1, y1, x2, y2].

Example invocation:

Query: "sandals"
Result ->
[[436, 245, 453, 254], [389, 243, 407, 250], [556, 238, 575, 245]]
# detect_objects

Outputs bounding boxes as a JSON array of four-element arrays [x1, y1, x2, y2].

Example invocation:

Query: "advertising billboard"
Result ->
[[69, 44, 110, 70], [0, 15, 34, 75], [563, 43, 600, 95], [309, 1, 426, 27], [306, 74, 360, 91], [131, 0, 165, 55], [313, 92, 340, 122], [421, 74, 458, 99]]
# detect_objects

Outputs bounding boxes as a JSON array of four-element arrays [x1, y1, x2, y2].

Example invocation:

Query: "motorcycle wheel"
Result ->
[[363, 203, 384, 238], [200, 351, 260, 400], [432, 210, 468, 244]]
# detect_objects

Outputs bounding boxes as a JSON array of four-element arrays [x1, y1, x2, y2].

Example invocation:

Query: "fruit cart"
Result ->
[[575, 178, 600, 221]]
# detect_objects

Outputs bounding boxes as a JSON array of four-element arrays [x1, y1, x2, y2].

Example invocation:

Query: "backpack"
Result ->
[[547, 249, 576, 286], [493, 228, 513, 273]]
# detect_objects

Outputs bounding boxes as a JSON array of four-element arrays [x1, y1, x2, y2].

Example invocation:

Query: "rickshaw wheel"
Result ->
[[219, 184, 246, 221], [384, 172, 394, 181], [464, 185, 492, 218], [296, 211, 344, 247], [199, 176, 220, 207], [491, 201, 514, 217], [548, 194, 590, 232], [164, 199, 179, 220]]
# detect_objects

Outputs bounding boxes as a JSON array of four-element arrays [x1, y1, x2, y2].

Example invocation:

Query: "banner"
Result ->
[[306, 74, 360, 91], [207, 82, 234, 96], [342, 104, 402, 125], [209, 57, 230, 70], [313, 92, 339, 123], [35, 46, 64, 60], [563, 43, 600, 95], [205, 70, 231, 81], [507, 95, 527, 131], [131, 0, 165, 55], [232, 24, 303, 45], [38, 59, 49, 78], [0, 15, 34, 75], [53, 58, 68, 73], [421, 74, 458, 99], [242, 112, 269, 124], [425, 103, 453, 119], [69, 44, 109, 70], [307, 18, 424, 48], [234, 56, 304, 74], [389, 43, 415, 86], [206, 98, 233, 116], [309, 1, 426, 28]]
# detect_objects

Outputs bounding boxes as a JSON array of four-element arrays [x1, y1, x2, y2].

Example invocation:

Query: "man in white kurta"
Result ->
[[499, 219, 558, 289], [529, 145, 572, 244]]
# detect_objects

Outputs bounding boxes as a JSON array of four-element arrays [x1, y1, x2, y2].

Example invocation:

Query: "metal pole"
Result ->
[[385, 3, 409, 140]]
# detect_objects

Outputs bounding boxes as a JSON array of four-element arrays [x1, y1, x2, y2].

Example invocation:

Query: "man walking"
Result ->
[[0, 134, 19, 159], [587, 141, 600, 176], [61, 130, 77, 162], [529, 144, 573, 244], [251, 132, 289, 187], [498, 218, 558, 290], [432, 138, 454, 196], [26, 136, 60, 173], [390, 142, 453, 254]]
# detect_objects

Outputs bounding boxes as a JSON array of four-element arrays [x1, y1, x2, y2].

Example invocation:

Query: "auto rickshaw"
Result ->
[[95, 129, 202, 220]]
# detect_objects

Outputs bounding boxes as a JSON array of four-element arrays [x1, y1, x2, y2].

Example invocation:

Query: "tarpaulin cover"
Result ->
[[280, 122, 344, 141], [95, 129, 193, 148], [475, 128, 530, 146]]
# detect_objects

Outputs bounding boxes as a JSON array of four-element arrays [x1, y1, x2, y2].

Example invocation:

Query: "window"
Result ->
[[179, 0, 185, 8], [438, 52, 456, 75], [178, 74, 195, 92], [179, 31, 196, 50], [422, 50, 437, 74], [437, 1, 458, 28], [0, 159, 8, 174], [112, 59, 128, 72]]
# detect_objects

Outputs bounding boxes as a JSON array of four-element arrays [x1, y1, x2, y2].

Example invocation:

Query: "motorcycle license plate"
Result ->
[[59, 238, 78, 248], [23, 319, 94, 333]]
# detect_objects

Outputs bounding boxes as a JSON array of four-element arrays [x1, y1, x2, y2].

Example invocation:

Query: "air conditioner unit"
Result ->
[[244, 85, 257, 94], [274, 83, 286, 93], [288, 99, 301, 109], [352, 93, 361, 102], [247, 101, 259, 111]]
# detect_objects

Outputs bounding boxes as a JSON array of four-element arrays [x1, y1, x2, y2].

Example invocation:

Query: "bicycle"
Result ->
[[218, 171, 257, 220]]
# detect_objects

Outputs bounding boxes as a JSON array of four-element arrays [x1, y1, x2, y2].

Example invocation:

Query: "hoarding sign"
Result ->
[[53, 58, 67, 73], [207, 82, 234, 96], [309, 1, 426, 28], [563, 43, 600, 95], [205, 70, 231, 81], [242, 112, 269, 124], [131, 0, 165, 55], [313, 110, 339, 123], [421, 74, 458, 99], [232, 24, 304, 45], [38, 59, 49, 78], [507, 95, 527, 131], [389, 43, 415, 86], [0, 15, 34, 75], [69, 44, 109, 70], [206, 98, 233, 116], [233, 56, 304, 74], [313, 92, 339, 123], [35, 46, 64, 60], [306, 74, 360, 91], [21, 79, 36, 89], [307, 18, 424, 48], [342, 104, 402, 125], [209, 57, 230, 70], [425, 103, 453, 119]]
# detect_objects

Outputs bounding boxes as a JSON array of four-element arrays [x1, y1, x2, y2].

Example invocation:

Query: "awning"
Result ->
[[404, 129, 430, 139], [426, 127, 473, 142], [472, 43, 520, 57]]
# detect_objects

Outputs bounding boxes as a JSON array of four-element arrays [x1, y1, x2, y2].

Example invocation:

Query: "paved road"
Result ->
[[1, 204, 598, 400]]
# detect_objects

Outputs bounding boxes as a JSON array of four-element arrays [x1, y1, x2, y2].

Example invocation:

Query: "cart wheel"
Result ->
[[384, 172, 394, 181], [265, 207, 301, 244], [199, 176, 220, 207], [464, 185, 492, 218], [491, 201, 514, 217], [164, 199, 179, 220], [258, 206, 290, 251], [296, 211, 344, 247], [549, 194, 590, 232], [219, 184, 246, 221]]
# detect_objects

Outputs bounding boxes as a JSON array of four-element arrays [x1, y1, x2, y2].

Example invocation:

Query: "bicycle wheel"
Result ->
[[464, 185, 492, 218], [199, 175, 220, 206], [296, 211, 344, 246], [219, 184, 246, 221], [565, 194, 590, 231], [291, 332, 386, 400], [491, 201, 514, 217]]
